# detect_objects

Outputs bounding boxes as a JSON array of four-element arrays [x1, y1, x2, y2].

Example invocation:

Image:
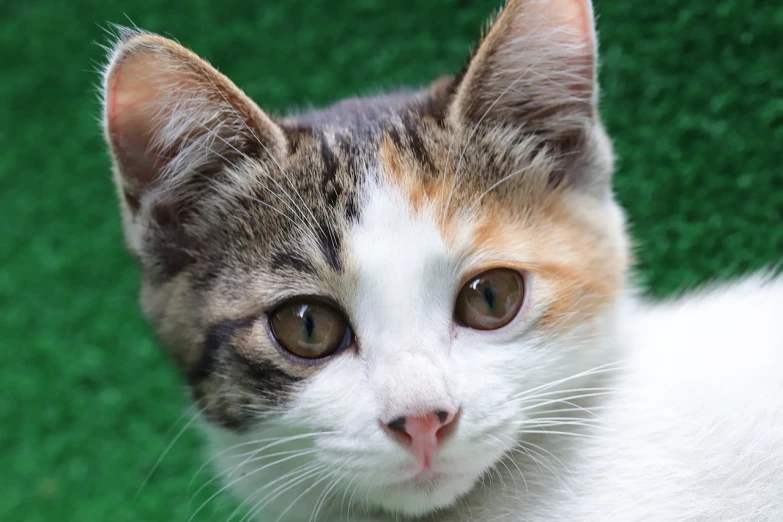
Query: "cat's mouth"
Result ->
[[371, 466, 480, 516], [410, 469, 448, 487], [397, 465, 468, 492], [382, 439, 504, 494]]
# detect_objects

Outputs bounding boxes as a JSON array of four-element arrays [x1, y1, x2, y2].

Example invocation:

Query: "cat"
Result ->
[[100, 0, 783, 520]]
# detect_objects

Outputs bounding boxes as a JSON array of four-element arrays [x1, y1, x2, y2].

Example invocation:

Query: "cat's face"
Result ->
[[103, 0, 628, 517]]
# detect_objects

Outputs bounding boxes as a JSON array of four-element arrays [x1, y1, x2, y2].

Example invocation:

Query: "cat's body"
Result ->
[[555, 277, 783, 522], [100, 0, 783, 520], [520, 277, 783, 522]]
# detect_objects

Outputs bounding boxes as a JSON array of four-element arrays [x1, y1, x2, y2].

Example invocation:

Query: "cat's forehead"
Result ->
[[233, 107, 556, 277], [349, 174, 452, 316], [264, 132, 528, 264]]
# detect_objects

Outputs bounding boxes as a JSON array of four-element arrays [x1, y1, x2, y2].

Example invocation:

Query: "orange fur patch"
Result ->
[[379, 134, 626, 333], [379, 135, 442, 214], [470, 195, 626, 331]]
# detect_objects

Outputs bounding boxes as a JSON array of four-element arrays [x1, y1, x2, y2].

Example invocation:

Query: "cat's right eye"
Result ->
[[269, 299, 352, 359]]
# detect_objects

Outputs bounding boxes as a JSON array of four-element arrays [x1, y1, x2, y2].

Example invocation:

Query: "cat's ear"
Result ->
[[450, 0, 597, 129], [448, 0, 611, 193], [102, 29, 287, 216]]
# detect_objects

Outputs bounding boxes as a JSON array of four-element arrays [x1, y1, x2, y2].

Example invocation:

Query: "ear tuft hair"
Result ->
[[448, 0, 612, 196], [101, 29, 286, 214], [100, 29, 289, 267], [449, 0, 598, 129]]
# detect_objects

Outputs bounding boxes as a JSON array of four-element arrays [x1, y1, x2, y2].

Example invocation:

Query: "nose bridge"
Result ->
[[347, 183, 457, 420], [358, 268, 455, 419], [372, 343, 455, 420]]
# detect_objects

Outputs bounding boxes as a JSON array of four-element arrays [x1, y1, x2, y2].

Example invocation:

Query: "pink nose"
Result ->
[[382, 409, 460, 469]]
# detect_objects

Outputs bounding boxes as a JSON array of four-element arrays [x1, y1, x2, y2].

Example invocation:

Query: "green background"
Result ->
[[2, 0, 781, 520]]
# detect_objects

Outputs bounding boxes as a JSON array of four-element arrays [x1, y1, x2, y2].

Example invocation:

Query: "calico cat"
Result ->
[[101, 0, 783, 520]]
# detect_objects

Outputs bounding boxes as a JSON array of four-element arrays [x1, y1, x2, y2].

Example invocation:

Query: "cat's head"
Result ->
[[102, 0, 628, 517]]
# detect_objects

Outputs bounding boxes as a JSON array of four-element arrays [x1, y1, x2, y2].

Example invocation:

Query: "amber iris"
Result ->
[[270, 300, 351, 359], [455, 268, 525, 330]]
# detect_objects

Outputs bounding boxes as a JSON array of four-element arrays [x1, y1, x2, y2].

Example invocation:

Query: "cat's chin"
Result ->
[[366, 471, 478, 517]]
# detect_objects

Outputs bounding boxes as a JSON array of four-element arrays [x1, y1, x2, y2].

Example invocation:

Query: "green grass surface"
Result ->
[[1, 0, 781, 520]]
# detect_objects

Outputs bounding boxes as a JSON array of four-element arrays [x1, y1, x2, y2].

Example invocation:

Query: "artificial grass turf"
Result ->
[[1, 0, 782, 520]]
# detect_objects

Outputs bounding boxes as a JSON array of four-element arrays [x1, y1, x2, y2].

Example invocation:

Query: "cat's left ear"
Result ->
[[448, 0, 612, 194]]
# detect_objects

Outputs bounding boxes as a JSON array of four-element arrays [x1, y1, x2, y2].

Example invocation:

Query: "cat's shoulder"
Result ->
[[626, 271, 783, 383], [619, 272, 783, 425], [549, 274, 783, 521]]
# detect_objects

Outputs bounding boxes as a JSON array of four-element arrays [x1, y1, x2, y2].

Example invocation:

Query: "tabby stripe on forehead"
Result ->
[[320, 135, 339, 186], [400, 113, 435, 172], [316, 224, 342, 272], [270, 252, 317, 274]]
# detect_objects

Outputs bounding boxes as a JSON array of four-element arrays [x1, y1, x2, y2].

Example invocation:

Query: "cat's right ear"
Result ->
[[102, 29, 286, 237]]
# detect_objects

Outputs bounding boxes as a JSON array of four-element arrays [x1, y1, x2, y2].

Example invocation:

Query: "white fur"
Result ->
[[205, 170, 783, 521], [546, 275, 783, 522]]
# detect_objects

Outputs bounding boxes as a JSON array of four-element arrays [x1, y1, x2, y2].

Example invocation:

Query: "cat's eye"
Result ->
[[270, 300, 352, 359], [454, 268, 525, 330]]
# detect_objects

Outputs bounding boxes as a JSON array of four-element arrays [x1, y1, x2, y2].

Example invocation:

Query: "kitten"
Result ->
[[101, 0, 783, 520]]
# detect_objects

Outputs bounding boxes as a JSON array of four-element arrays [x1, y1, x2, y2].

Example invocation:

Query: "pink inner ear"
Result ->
[[106, 53, 171, 190], [554, 0, 595, 45], [519, 0, 596, 87], [552, 0, 596, 76]]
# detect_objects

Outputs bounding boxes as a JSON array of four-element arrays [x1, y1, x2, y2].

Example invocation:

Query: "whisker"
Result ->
[[191, 448, 319, 506], [508, 362, 625, 402], [518, 429, 598, 440], [466, 164, 530, 214], [238, 464, 328, 522], [346, 469, 364, 522], [521, 415, 602, 423], [197, 69, 328, 245], [188, 449, 319, 522], [524, 405, 610, 417], [134, 405, 204, 500], [516, 391, 616, 413], [491, 432, 530, 497], [513, 443, 565, 487], [485, 435, 519, 496], [511, 386, 620, 403], [273, 467, 341, 522], [513, 443, 548, 479], [338, 472, 359, 521], [189, 430, 335, 491], [310, 463, 349, 522], [226, 461, 322, 522], [517, 438, 573, 480], [516, 419, 604, 433]]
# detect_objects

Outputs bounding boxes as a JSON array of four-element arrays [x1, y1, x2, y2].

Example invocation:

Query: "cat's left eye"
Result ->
[[454, 268, 525, 330], [269, 299, 352, 360]]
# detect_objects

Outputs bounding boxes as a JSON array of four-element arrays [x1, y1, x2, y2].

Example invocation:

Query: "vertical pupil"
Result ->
[[303, 313, 315, 339], [483, 284, 495, 310]]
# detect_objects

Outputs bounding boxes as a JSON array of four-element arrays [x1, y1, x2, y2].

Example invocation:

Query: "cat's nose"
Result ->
[[382, 409, 460, 468]]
